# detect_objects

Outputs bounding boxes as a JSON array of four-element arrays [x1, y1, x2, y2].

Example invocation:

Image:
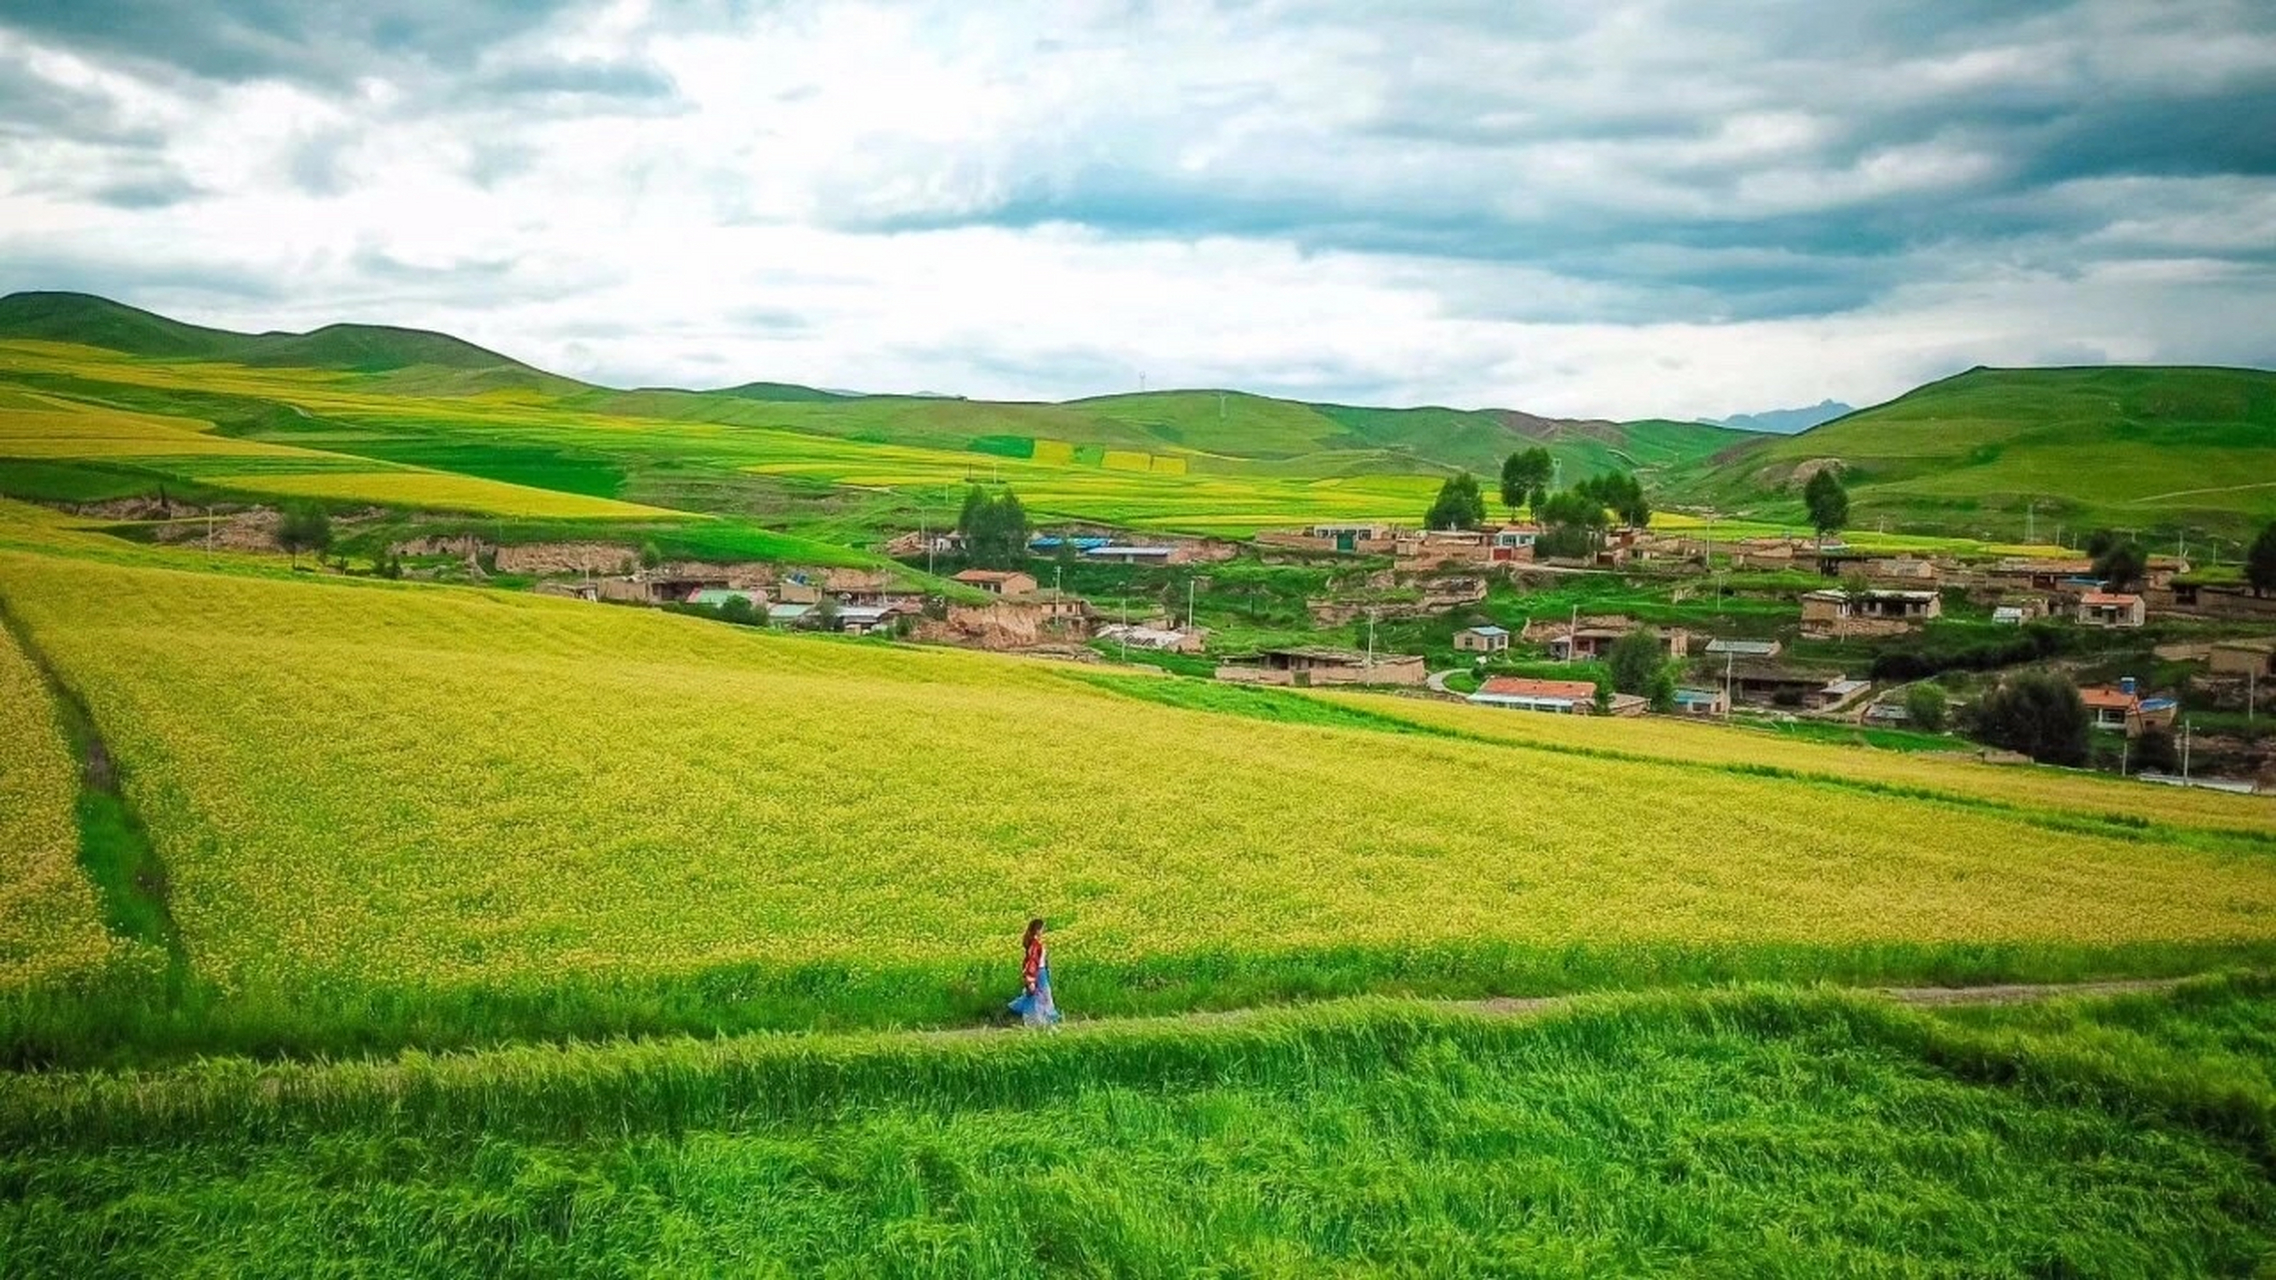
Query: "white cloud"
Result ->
[[1, 0, 2273, 418]]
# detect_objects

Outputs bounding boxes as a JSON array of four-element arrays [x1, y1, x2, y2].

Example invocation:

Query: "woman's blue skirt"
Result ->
[[1008, 965, 1061, 1026]]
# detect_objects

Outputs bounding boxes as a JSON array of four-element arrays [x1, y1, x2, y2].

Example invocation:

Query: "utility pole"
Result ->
[[2025, 500, 2036, 545], [1186, 577, 1195, 631], [1366, 608, 1377, 668], [1567, 603, 1578, 663], [2182, 719, 2193, 783], [1722, 647, 1734, 719], [2120, 732, 2129, 777]]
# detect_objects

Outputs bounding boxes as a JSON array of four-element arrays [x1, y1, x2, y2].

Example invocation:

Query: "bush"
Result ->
[[1606, 629, 1663, 696], [1971, 670, 2089, 765], [1870, 622, 2069, 682], [1902, 684, 1948, 733]]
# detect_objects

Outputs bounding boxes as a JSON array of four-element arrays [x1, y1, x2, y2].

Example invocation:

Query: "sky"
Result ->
[[1, 0, 2272, 419]]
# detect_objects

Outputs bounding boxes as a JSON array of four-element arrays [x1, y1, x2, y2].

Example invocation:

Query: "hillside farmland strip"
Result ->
[[3, 546, 2274, 1043]]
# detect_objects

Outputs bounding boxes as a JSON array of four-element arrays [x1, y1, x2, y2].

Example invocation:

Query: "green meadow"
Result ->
[[1679, 365, 2276, 542], [7, 980, 2276, 1277]]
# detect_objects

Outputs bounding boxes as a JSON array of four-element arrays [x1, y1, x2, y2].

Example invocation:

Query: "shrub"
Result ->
[[1972, 670, 2089, 765], [1902, 683, 1948, 733]]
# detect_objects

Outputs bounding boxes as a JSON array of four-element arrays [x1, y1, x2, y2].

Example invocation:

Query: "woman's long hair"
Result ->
[[1023, 917, 1046, 947]]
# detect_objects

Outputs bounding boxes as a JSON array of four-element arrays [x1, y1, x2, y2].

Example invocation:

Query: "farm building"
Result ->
[[953, 569, 1039, 596], [2080, 682, 2141, 733], [1550, 623, 1689, 662], [1084, 545, 1178, 565], [1985, 558, 2095, 592], [1254, 523, 1400, 555], [1489, 525, 1540, 562], [2210, 639, 2276, 678], [1702, 638, 1781, 660], [1726, 663, 1864, 710], [1029, 535, 1111, 554], [1467, 676, 1601, 714], [1800, 588, 1941, 638], [1671, 687, 1728, 716], [1216, 646, 1428, 688], [687, 588, 763, 610], [1453, 625, 1510, 654], [533, 581, 600, 602], [2076, 592, 2146, 628]]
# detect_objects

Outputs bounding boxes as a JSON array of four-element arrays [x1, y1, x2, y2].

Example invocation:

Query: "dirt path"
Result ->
[[966, 976, 2196, 1037]]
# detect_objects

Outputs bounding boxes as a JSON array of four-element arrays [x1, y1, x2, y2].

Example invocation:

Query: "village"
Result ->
[[485, 501, 2276, 794]]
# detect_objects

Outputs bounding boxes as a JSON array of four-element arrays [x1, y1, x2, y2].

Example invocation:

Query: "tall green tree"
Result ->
[[1424, 472, 1488, 530], [2245, 520, 2276, 597], [1605, 628, 1663, 696], [1802, 468, 1849, 546], [1498, 448, 1553, 518], [1971, 670, 2089, 765], [277, 504, 331, 569], [957, 486, 1032, 569]]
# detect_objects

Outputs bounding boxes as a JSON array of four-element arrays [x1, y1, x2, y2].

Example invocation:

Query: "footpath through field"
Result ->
[[963, 976, 2194, 1038]]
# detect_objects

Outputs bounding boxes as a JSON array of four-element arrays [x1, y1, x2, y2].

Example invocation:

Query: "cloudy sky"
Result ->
[[2, 0, 2272, 418]]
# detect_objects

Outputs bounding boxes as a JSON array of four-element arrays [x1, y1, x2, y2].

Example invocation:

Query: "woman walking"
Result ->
[[1008, 917, 1061, 1028]]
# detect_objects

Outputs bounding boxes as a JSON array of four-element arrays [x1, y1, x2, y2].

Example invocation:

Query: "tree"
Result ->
[[1423, 471, 1487, 530], [1498, 448, 1553, 517], [637, 541, 664, 571], [806, 595, 841, 632], [276, 504, 331, 569], [959, 487, 1032, 569], [2093, 538, 2147, 591], [1802, 468, 1848, 546], [1574, 472, 1649, 528], [1534, 487, 1611, 559], [1902, 683, 1948, 733], [716, 594, 761, 627], [2245, 521, 2276, 597], [1605, 628, 1663, 696], [1971, 670, 2089, 765], [1648, 668, 1678, 714]]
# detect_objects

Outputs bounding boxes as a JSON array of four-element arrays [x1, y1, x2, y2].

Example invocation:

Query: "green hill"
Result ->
[[1676, 366, 2276, 540], [0, 290, 1754, 537], [0, 292, 545, 377], [0, 291, 253, 361]]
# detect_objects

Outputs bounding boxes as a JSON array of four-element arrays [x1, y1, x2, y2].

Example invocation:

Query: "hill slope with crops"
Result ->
[[1675, 365, 2276, 539]]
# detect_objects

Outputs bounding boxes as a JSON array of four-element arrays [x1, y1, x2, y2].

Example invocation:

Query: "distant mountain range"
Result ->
[[1712, 400, 1855, 434], [7, 292, 2270, 538], [0, 291, 1756, 480]]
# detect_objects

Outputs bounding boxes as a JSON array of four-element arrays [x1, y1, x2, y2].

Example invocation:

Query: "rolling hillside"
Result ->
[[1677, 366, 2276, 539], [0, 293, 1750, 501], [0, 292, 542, 376]]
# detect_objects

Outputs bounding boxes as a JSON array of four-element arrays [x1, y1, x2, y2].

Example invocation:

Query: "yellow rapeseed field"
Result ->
[[1318, 691, 2274, 837], [0, 623, 130, 987], [4, 545, 2275, 996], [225, 470, 681, 519]]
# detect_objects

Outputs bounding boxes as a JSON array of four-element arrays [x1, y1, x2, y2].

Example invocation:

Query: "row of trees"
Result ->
[[1427, 454, 1653, 548]]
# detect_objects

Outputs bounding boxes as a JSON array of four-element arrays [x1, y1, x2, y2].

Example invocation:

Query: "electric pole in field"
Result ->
[[1186, 577, 1195, 631], [1366, 608, 1377, 668], [2181, 719, 2193, 783], [1723, 647, 1734, 719]]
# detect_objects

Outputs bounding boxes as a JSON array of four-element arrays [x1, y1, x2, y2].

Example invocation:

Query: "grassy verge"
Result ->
[[0, 603, 184, 978], [5, 937, 2272, 1073], [5, 981, 2275, 1275]]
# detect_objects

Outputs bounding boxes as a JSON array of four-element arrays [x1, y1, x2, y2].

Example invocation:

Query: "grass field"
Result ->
[[3, 531, 2275, 1067], [6, 978, 2276, 1276], [1679, 366, 2276, 541], [0, 623, 130, 988]]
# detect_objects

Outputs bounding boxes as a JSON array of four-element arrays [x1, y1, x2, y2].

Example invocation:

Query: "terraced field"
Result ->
[[2, 530, 2273, 1066]]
